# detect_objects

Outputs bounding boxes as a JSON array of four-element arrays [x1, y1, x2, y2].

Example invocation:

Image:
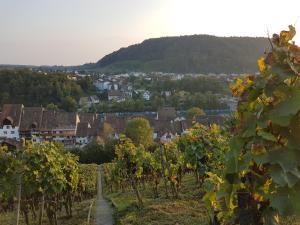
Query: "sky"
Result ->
[[0, 0, 300, 66]]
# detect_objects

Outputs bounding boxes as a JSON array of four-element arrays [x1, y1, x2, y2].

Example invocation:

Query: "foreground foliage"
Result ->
[[204, 25, 300, 225], [102, 122, 227, 209], [0, 142, 97, 225]]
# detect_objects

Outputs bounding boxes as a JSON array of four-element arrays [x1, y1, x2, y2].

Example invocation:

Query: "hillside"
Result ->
[[0, 69, 96, 111], [83, 35, 269, 74]]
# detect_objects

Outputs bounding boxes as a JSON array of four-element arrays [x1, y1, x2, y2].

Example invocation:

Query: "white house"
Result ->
[[0, 124, 20, 140], [79, 96, 100, 108], [94, 80, 112, 91], [0, 104, 23, 140], [107, 90, 125, 102], [143, 91, 151, 101], [90, 95, 100, 104], [76, 122, 91, 147]]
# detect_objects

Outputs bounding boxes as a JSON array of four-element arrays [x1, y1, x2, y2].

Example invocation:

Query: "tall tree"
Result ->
[[186, 107, 205, 120], [124, 117, 153, 148]]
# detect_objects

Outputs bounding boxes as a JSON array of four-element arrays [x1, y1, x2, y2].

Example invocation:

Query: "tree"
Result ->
[[46, 103, 59, 111], [124, 117, 153, 148], [62, 96, 77, 112], [186, 107, 205, 120], [70, 141, 115, 164], [102, 122, 114, 142]]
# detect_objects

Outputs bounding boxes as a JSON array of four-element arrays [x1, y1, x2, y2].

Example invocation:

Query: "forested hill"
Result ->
[[83, 35, 269, 74], [0, 69, 96, 111]]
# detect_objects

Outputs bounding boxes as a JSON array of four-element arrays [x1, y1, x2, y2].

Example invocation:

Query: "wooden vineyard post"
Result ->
[[15, 139, 24, 225]]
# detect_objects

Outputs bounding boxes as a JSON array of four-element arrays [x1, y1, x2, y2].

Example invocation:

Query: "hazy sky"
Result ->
[[1, 0, 300, 66]]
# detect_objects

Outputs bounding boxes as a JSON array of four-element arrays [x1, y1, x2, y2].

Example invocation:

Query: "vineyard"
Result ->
[[101, 26, 300, 225], [1, 26, 300, 225], [0, 141, 98, 225]]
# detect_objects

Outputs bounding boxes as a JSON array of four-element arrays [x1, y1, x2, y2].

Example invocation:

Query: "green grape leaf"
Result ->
[[268, 90, 300, 126], [257, 130, 277, 142]]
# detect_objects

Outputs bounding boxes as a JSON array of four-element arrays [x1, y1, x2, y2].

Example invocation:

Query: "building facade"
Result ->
[[0, 104, 102, 148]]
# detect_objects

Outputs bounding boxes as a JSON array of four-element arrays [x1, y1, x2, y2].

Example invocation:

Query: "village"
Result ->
[[0, 103, 226, 148], [66, 71, 239, 113]]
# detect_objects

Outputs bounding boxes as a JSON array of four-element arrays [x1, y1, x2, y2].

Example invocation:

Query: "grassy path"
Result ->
[[95, 166, 113, 225]]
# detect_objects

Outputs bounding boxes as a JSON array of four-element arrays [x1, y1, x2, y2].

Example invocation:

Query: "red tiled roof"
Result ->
[[40, 111, 78, 130], [157, 107, 177, 121], [20, 107, 44, 131], [0, 104, 24, 127]]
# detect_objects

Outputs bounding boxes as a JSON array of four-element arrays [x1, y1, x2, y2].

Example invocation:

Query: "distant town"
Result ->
[[33, 67, 239, 113], [0, 103, 227, 149]]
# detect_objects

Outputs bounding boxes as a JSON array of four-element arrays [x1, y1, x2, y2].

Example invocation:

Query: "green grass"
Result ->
[[0, 198, 95, 225], [104, 174, 300, 225], [104, 174, 210, 225]]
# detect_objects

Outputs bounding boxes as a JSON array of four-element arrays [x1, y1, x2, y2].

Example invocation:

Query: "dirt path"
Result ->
[[94, 166, 113, 225]]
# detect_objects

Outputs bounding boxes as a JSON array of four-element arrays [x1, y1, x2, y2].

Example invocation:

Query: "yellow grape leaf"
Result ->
[[258, 57, 266, 72]]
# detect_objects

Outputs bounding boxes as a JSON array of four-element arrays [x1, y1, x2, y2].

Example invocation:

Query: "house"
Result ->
[[0, 104, 23, 140], [0, 104, 103, 148], [157, 107, 177, 121], [143, 91, 151, 101], [78, 112, 99, 124], [153, 119, 192, 143], [90, 95, 100, 104], [107, 90, 125, 102], [160, 132, 176, 144], [76, 113, 102, 147], [52, 112, 79, 147], [39, 111, 79, 147], [79, 96, 100, 108], [76, 122, 91, 147], [104, 114, 127, 139], [153, 107, 193, 142], [94, 80, 111, 91], [112, 83, 118, 90], [19, 107, 44, 142]]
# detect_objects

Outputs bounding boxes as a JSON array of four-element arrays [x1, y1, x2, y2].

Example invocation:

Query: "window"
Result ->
[[11, 131, 15, 134], [3, 131, 7, 134]]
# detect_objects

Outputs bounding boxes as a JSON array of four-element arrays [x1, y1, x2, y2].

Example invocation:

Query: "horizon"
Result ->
[[1, 0, 300, 66]]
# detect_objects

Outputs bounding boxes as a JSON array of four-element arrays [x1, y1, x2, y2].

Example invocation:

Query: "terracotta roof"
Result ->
[[79, 113, 98, 124], [20, 107, 44, 131], [0, 104, 23, 127], [153, 117, 195, 138], [108, 90, 123, 97], [104, 115, 127, 134], [40, 111, 78, 130], [154, 120, 180, 136], [76, 122, 90, 137], [157, 107, 177, 121], [76, 117, 103, 137], [54, 112, 78, 129], [40, 110, 56, 130], [90, 118, 102, 136]]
